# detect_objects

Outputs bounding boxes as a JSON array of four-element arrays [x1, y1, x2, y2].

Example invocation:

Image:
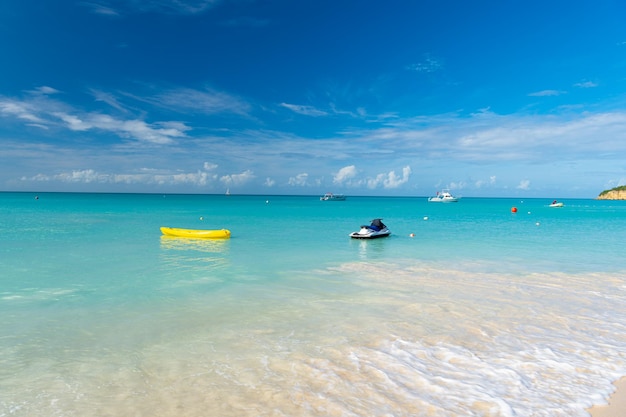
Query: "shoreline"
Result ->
[[589, 377, 626, 417]]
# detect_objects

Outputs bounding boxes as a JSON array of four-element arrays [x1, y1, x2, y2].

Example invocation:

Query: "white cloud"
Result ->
[[574, 81, 598, 88], [288, 173, 308, 186], [367, 166, 412, 189], [155, 88, 251, 116], [170, 170, 214, 185], [528, 90, 566, 97], [54, 112, 91, 131], [52, 112, 189, 144], [31, 86, 60, 95], [8, 85, 626, 196], [0, 99, 46, 124], [82, 0, 219, 16], [333, 165, 357, 184], [516, 179, 531, 190], [59, 169, 105, 183], [220, 170, 255, 186], [407, 54, 443, 73], [604, 178, 626, 189], [90, 89, 128, 113], [280, 103, 328, 117], [82, 2, 120, 16], [448, 181, 466, 190], [1, 91, 191, 144], [25, 165, 223, 187], [385, 166, 412, 188]]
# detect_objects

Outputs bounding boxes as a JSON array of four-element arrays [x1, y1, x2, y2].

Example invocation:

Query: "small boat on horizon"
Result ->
[[428, 189, 459, 203], [549, 200, 564, 207], [320, 192, 346, 201]]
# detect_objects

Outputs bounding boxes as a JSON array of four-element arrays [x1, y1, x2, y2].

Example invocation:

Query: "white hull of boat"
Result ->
[[320, 193, 346, 201], [349, 227, 391, 239], [428, 196, 459, 202], [428, 189, 459, 202]]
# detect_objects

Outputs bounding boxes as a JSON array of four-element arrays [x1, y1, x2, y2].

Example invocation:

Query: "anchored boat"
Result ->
[[349, 219, 391, 239], [320, 192, 346, 201], [428, 189, 459, 202], [160, 227, 231, 239]]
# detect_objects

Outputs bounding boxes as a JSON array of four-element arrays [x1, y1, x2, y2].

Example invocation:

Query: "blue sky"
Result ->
[[1, 0, 626, 197]]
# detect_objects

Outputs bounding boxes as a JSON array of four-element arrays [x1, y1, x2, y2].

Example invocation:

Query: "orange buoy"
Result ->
[[511, 207, 518, 213]]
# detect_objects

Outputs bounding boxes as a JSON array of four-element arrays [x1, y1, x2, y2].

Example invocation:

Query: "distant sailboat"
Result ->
[[225, 188, 231, 196]]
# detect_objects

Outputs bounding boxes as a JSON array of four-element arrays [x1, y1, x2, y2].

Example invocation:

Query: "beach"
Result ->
[[589, 378, 626, 417], [1, 193, 626, 416]]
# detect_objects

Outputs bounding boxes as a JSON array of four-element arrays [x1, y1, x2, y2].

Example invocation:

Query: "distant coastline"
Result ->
[[597, 185, 626, 200]]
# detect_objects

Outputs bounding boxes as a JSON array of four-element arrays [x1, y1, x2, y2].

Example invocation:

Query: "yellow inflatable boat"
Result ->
[[160, 227, 231, 239]]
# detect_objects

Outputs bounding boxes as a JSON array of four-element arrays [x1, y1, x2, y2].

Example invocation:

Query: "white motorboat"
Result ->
[[428, 189, 459, 202], [549, 200, 564, 207], [349, 218, 391, 239], [320, 192, 346, 201]]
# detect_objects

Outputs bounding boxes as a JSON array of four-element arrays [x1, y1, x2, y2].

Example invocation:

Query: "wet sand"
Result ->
[[589, 378, 626, 417]]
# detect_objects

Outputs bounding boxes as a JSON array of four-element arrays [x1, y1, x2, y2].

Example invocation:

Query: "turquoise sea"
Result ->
[[1, 192, 625, 416]]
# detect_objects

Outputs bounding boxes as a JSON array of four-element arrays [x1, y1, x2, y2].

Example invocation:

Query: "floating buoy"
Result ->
[[511, 207, 518, 213], [423, 216, 429, 221], [536, 222, 540, 226], [200, 216, 204, 220], [409, 233, 415, 237]]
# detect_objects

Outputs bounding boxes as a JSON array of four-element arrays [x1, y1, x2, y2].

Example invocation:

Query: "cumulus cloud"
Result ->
[[220, 170, 255, 186], [27, 169, 207, 185], [476, 176, 497, 188], [367, 166, 412, 189], [333, 165, 357, 184], [24, 165, 224, 187], [170, 170, 215, 185], [448, 181, 466, 190], [288, 173, 309, 186], [264, 177, 276, 187], [57, 169, 106, 183], [517, 179, 531, 190]]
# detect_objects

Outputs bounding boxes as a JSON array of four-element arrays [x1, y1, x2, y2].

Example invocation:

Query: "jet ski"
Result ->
[[349, 218, 391, 239]]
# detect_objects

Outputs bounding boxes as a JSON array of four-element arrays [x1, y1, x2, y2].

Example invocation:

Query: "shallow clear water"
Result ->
[[1, 192, 625, 416]]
